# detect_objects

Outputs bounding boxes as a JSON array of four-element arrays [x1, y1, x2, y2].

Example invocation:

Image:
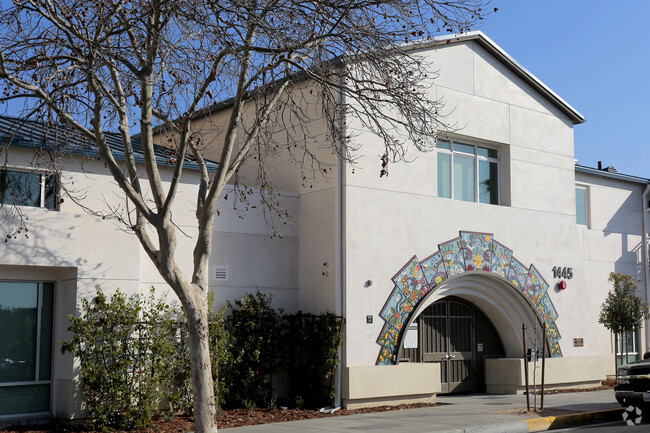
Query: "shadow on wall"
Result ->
[[0, 207, 111, 281], [601, 189, 645, 283]]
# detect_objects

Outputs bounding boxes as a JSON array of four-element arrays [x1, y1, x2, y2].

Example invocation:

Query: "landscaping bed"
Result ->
[[1, 402, 443, 432]]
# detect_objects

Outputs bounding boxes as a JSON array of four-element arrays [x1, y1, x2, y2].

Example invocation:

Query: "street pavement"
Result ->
[[221, 390, 623, 432]]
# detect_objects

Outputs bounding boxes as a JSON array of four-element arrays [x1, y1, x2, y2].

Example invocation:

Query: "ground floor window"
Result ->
[[616, 330, 638, 368], [0, 281, 54, 417]]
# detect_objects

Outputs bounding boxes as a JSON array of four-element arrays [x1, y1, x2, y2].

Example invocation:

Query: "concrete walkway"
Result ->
[[222, 390, 623, 432]]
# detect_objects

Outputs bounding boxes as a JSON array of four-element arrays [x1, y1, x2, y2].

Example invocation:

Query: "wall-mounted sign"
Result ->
[[552, 266, 573, 279], [404, 323, 418, 349], [477, 343, 484, 352], [573, 338, 584, 347]]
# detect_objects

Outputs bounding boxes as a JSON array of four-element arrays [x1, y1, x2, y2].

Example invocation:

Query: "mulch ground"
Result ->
[[2, 382, 616, 433], [1, 402, 444, 433]]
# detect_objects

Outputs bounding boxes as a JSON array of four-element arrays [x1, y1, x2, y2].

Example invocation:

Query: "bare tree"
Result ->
[[0, 0, 491, 431]]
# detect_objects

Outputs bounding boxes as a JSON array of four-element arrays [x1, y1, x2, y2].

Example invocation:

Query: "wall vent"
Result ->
[[213, 266, 228, 281]]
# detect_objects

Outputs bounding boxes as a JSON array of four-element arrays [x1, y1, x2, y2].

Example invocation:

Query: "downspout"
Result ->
[[642, 184, 650, 355], [334, 73, 346, 408]]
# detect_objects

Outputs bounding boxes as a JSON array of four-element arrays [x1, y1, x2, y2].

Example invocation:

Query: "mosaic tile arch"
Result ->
[[376, 231, 561, 365]]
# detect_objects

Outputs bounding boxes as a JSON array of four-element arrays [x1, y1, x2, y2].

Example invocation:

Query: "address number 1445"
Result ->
[[552, 266, 573, 279]]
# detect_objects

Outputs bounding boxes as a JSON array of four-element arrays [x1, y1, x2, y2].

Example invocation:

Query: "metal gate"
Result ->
[[398, 297, 505, 393]]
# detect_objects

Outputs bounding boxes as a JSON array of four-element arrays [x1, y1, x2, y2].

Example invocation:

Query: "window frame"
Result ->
[[616, 330, 638, 368], [0, 281, 55, 419], [575, 184, 589, 227], [0, 167, 58, 210], [437, 138, 500, 205]]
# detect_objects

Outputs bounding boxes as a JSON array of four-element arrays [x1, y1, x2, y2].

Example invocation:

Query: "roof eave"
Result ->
[[575, 164, 649, 184]]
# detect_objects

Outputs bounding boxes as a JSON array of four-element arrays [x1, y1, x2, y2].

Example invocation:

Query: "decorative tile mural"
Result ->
[[379, 286, 411, 332], [392, 256, 432, 304], [526, 265, 548, 306], [460, 231, 495, 272], [375, 231, 563, 365], [537, 292, 559, 323], [420, 251, 447, 287], [507, 257, 529, 291], [491, 240, 513, 278], [439, 237, 466, 277]]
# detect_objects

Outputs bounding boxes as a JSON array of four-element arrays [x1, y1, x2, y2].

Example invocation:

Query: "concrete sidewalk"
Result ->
[[222, 390, 623, 432]]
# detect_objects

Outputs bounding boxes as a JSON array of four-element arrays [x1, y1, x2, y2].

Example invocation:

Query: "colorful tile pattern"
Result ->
[[420, 251, 447, 287], [506, 257, 529, 290], [460, 231, 495, 272], [392, 256, 431, 304], [526, 265, 548, 305], [546, 322, 562, 357], [375, 231, 564, 365], [439, 237, 466, 276], [376, 322, 401, 352], [376, 346, 395, 365], [491, 240, 513, 278], [379, 286, 411, 332], [537, 293, 559, 325]]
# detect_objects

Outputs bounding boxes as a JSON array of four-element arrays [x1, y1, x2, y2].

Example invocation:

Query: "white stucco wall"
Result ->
[[339, 38, 647, 375], [0, 146, 299, 419]]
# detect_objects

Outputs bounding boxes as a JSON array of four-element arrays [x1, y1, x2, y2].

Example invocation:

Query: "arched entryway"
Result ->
[[398, 296, 505, 393], [376, 231, 561, 367]]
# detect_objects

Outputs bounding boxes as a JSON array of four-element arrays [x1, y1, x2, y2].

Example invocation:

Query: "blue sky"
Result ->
[[2, 1, 647, 178], [478, 0, 649, 178]]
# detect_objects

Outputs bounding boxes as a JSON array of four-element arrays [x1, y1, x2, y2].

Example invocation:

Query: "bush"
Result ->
[[62, 287, 344, 428], [223, 291, 282, 408], [60, 288, 177, 431], [282, 312, 344, 408]]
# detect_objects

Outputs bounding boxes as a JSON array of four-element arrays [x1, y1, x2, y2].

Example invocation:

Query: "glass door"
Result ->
[[0, 282, 54, 417]]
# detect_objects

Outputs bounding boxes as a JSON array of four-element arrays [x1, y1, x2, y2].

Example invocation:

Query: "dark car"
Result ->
[[615, 352, 650, 407]]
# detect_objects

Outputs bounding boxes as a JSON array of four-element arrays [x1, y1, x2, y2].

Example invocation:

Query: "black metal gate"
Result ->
[[398, 297, 505, 393]]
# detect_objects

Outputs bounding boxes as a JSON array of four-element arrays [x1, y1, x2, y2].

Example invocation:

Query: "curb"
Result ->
[[525, 408, 624, 431], [434, 408, 624, 433]]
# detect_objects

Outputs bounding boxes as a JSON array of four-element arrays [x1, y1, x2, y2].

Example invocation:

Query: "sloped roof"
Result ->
[[575, 164, 649, 184], [0, 115, 218, 172], [181, 31, 584, 127]]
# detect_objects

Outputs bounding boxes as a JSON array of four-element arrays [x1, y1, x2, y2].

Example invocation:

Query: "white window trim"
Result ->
[[575, 184, 590, 228], [437, 139, 500, 205]]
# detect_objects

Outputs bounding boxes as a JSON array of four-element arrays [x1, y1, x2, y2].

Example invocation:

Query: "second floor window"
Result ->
[[437, 139, 499, 204], [0, 169, 57, 209], [575, 185, 588, 226]]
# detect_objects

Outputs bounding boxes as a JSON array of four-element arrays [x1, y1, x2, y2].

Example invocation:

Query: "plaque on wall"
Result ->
[[404, 323, 418, 349]]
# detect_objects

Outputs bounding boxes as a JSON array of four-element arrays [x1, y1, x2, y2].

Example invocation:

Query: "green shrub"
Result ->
[[223, 291, 282, 408], [282, 312, 344, 408], [60, 287, 177, 431], [62, 287, 344, 426]]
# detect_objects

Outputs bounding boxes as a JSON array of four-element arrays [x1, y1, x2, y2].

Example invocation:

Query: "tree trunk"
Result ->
[[187, 300, 218, 433]]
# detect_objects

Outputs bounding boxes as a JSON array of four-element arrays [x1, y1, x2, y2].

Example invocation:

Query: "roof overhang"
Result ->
[[575, 164, 649, 184]]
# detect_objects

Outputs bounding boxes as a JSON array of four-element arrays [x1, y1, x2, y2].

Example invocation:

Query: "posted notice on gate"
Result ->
[[404, 323, 418, 349]]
